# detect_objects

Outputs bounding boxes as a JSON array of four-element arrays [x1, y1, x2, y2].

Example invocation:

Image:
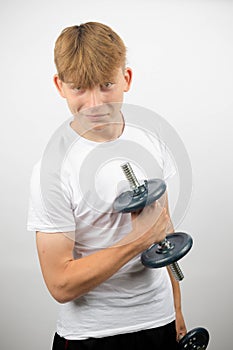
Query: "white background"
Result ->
[[0, 0, 232, 349]]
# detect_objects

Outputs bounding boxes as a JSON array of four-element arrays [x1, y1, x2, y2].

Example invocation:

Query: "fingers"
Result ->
[[132, 200, 164, 219], [132, 203, 169, 243], [131, 202, 168, 230], [177, 330, 187, 342]]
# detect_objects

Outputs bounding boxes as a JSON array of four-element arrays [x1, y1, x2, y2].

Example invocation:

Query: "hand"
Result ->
[[175, 309, 187, 342], [129, 201, 169, 251]]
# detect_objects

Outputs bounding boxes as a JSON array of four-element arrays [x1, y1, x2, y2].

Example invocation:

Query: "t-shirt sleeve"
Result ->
[[145, 130, 176, 182], [27, 160, 76, 233], [160, 141, 177, 182]]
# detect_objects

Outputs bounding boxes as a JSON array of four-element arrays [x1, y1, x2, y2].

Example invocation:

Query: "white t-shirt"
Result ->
[[27, 113, 176, 340]]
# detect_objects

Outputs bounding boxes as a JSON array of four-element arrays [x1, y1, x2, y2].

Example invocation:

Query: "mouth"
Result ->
[[85, 113, 110, 120]]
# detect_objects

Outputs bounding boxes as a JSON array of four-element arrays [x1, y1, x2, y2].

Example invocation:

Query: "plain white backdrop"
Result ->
[[0, 0, 232, 349]]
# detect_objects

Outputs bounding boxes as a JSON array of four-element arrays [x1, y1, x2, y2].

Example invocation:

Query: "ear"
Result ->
[[123, 67, 133, 92], [53, 74, 66, 98]]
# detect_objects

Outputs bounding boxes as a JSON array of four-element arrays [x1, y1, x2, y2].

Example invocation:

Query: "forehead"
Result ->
[[65, 67, 124, 87]]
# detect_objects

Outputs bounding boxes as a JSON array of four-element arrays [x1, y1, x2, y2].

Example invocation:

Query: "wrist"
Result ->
[[175, 306, 182, 313]]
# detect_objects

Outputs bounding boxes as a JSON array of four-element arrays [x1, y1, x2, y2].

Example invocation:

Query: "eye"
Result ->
[[72, 86, 82, 91], [101, 82, 114, 90], [71, 86, 85, 94]]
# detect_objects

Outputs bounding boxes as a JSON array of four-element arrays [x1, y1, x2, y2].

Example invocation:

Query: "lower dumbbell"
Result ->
[[179, 327, 210, 349], [113, 162, 193, 281]]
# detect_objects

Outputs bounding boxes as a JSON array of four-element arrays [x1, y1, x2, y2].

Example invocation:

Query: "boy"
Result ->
[[27, 22, 186, 349]]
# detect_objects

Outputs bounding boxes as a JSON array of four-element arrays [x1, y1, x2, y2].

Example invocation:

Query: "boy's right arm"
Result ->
[[36, 204, 168, 303]]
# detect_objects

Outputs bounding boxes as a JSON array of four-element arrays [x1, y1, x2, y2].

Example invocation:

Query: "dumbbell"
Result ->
[[113, 162, 193, 281], [179, 327, 210, 349]]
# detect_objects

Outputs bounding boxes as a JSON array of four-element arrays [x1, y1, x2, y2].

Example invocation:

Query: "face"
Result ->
[[54, 68, 132, 140]]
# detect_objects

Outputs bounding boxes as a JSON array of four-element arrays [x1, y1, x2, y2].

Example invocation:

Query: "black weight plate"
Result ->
[[113, 189, 148, 213], [141, 232, 193, 268], [179, 327, 210, 349], [145, 179, 167, 205], [113, 179, 166, 213]]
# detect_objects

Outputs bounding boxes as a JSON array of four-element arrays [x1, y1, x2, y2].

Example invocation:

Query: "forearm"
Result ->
[[167, 267, 182, 311], [37, 231, 148, 304], [167, 266, 187, 339], [57, 243, 140, 303], [37, 204, 168, 303], [165, 197, 182, 311]]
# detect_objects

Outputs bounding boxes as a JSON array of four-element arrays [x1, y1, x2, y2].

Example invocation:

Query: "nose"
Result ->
[[85, 87, 102, 110]]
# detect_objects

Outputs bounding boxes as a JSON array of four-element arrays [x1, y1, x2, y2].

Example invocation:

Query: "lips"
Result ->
[[85, 113, 109, 119]]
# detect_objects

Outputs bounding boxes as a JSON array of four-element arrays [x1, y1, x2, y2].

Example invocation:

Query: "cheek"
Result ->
[[65, 101, 77, 115], [66, 96, 82, 110], [110, 86, 125, 101]]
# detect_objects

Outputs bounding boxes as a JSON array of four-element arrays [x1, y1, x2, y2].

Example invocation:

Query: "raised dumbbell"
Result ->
[[179, 327, 210, 349], [113, 162, 193, 281]]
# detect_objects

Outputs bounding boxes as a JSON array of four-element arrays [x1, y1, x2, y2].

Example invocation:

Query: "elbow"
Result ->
[[49, 280, 80, 304], [52, 292, 71, 304]]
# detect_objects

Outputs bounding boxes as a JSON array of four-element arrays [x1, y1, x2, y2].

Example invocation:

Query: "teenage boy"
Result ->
[[27, 22, 186, 350]]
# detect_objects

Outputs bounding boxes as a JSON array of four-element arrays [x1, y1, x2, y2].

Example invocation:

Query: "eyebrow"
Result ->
[[65, 82, 82, 88]]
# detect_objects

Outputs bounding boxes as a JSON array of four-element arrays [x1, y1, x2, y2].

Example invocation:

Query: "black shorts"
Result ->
[[52, 320, 179, 350]]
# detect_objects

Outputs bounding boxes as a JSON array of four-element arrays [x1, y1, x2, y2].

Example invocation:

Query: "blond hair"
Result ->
[[54, 22, 127, 88]]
